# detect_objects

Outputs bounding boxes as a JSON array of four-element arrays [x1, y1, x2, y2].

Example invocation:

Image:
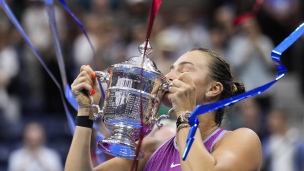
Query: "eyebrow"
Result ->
[[170, 61, 195, 70]]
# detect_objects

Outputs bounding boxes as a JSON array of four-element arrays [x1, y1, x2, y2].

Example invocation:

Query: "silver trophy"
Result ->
[[90, 42, 170, 160]]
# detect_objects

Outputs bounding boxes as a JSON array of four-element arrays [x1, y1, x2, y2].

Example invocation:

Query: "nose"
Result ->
[[165, 70, 177, 82]]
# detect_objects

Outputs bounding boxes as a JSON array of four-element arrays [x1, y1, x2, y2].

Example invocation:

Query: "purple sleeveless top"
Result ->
[[143, 128, 227, 171]]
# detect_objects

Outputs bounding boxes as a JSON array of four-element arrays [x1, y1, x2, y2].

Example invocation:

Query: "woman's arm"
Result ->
[[64, 109, 136, 171], [65, 120, 156, 171], [65, 65, 160, 171], [65, 65, 102, 171], [65, 110, 94, 171], [177, 127, 262, 171]]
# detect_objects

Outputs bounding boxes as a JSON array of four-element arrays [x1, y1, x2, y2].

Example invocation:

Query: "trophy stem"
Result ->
[[97, 125, 145, 160]]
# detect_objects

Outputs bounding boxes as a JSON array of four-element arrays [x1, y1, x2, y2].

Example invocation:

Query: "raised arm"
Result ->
[[65, 65, 101, 171], [65, 65, 158, 171]]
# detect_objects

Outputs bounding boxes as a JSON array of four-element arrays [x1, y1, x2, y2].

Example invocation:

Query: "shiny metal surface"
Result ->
[[92, 49, 170, 160]]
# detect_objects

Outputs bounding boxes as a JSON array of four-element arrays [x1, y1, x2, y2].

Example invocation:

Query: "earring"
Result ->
[[206, 92, 211, 99]]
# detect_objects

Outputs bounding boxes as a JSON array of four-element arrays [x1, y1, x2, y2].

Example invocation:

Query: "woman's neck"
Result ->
[[197, 112, 218, 140]]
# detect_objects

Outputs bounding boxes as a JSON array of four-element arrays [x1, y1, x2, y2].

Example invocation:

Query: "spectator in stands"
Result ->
[[261, 108, 304, 171], [224, 97, 268, 142], [155, 7, 210, 58], [227, 17, 275, 112], [8, 122, 62, 171], [0, 20, 20, 125]]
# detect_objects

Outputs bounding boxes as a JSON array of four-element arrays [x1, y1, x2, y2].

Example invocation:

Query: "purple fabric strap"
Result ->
[[204, 128, 226, 153]]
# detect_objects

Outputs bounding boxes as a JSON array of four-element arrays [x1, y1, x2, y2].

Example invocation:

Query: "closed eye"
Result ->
[[170, 61, 195, 72], [169, 65, 174, 71]]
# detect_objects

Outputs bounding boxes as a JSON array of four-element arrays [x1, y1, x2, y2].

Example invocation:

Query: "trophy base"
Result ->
[[97, 127, 145, 160]]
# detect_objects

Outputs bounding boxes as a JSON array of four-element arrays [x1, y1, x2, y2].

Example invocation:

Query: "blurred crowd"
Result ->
[[1, 0, 304, 170]]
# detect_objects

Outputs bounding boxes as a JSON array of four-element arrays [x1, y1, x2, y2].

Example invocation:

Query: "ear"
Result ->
[[205, 81, 223, 98]]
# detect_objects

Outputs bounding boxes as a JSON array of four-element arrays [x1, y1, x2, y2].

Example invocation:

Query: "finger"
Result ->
[[79, 70, 92, 82], [80, 65, 98, 88], [168, 86, 183, 94], [167, 93, 173, 104], [72, 74, 94, 95], [80, 65, 95, 79], [72, 72, 93, 87], [79, 65, 103, 98], [80, 65, 94, 74], [172, 79, 189, 89], [178, 73, 195, 86], [72, 82, 92, 94], [90, 72, 101, 95], [92, 75, 99, 88], [167, 93, 179, 104]]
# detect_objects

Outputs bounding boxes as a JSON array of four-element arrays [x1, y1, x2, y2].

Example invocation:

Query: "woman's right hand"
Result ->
[[71, 65, 101, 113], [166, 73, 197, 118]]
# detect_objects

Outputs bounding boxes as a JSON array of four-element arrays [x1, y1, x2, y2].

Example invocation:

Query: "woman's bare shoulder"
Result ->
[[217, 127, 261, 151], [211, 128, 262, 171], [224, 127, 260, 141]]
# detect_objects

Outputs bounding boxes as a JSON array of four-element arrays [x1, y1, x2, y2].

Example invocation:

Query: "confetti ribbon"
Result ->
[[142, 0, 162, 56], [54, 3, 108, 161], [182, 23, 304, 160], [45, 0, 77, 108], [44, 0, 107, 163], [0, 0, 106, 163], [132, 0, 162, 170], [0, 0, 77, 133], [58, 0, 96, 67], [233, 0, 264, 25], [58, 0, 105, 99]]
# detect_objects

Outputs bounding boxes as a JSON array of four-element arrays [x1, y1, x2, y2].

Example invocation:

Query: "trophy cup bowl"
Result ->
[[90, 43, 170, 160]]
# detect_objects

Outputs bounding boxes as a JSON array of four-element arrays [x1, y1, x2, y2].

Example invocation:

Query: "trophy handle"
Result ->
[[153, 108, 174, 129], [95, 71, 110, 82], [90, 71, 110, 120], [89, 96, 103, 120], [150, 82, 172, 129]]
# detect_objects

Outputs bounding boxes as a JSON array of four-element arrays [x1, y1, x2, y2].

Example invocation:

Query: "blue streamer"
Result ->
[[64, 84, 78, 110], [0, 0, 77, 133], [58, 0, 105, 100], [45, 0, 78, 134], [45, 0, 106, 163], [45, 1, 78, 109], [57, 0, 96, 59], [182, 23, 304, 160]]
